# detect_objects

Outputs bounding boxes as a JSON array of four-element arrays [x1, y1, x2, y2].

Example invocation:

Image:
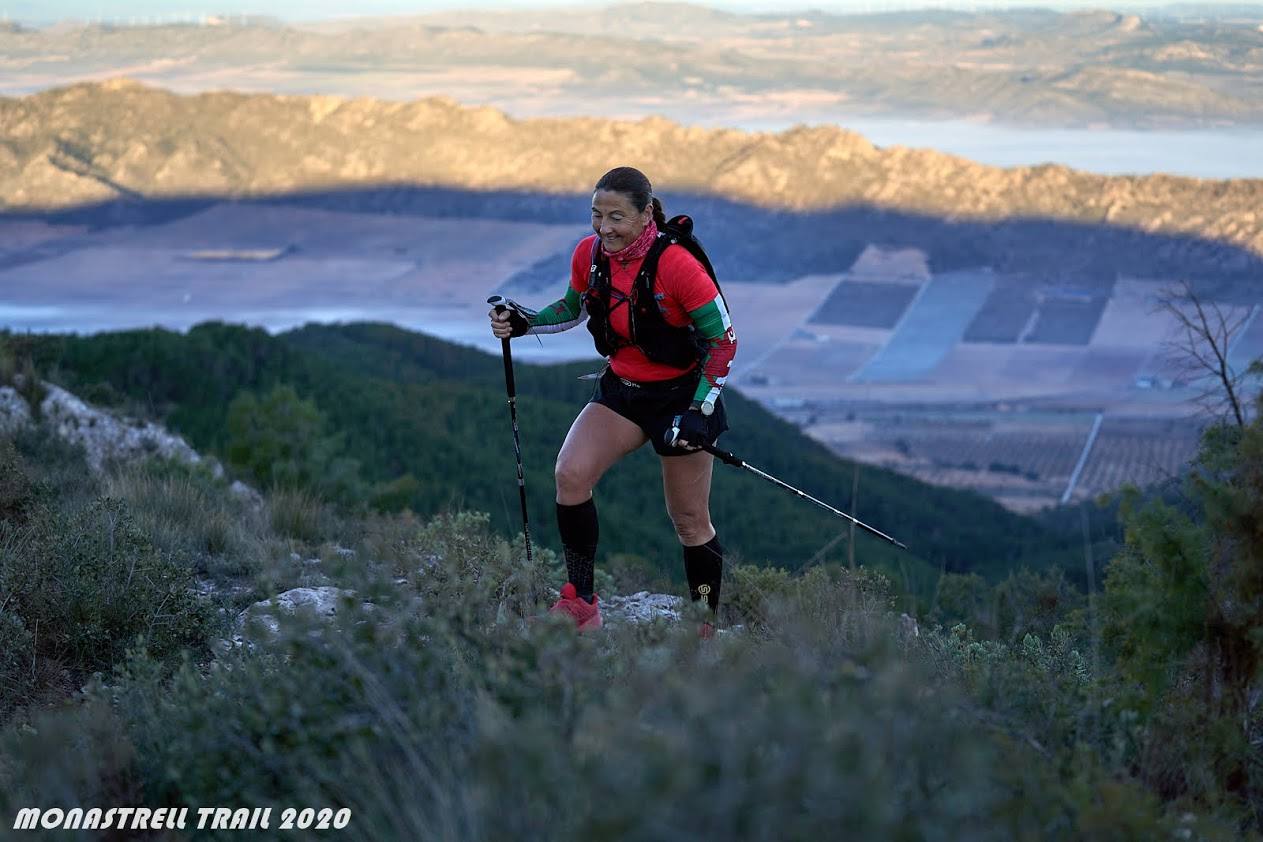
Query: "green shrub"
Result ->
[[0, 610, 34, 718], [932, 571, 996, 635], [226, 384, 363, 502], [994, 566, 1084, 644], [723, 563, 793, 629], [269, 487, 340, 543], [723, 563, 893, 635], [5, 424, 99, 513], [0, 437, 37, 525], [0, 496, 213, 674], [368, 473, 420, 513], [0, 697, 142, 835], [407, 511, 557, 626]]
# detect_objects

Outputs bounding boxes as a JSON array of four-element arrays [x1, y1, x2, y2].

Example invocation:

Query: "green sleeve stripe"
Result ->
[[531, 287, 583, 327], [686, 296, 731, 339], [687, 295, 735, 406]]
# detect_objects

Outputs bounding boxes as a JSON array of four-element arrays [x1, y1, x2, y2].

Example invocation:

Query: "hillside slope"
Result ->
[[25, 321, 1092, 588]]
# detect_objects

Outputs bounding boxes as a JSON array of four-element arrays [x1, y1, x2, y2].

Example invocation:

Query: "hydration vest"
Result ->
[[583, 214, 726, 370]]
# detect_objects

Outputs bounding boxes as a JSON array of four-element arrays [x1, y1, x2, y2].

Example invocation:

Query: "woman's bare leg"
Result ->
[[661, 449, 716, 545], [662, 450, 724, 615], [552, 402, 647, 600], [555, 402, 647, 505]]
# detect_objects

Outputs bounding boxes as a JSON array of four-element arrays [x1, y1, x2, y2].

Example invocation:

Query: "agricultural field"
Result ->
[[738, 247, 1253, 510], [1071, 420, 1203, 500], [793, 406, 1204, 512]]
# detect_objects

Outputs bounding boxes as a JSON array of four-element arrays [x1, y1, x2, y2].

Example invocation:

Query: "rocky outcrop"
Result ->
[[36, 382, 207, 473], [602, 591, 685, 625], [1, 379, 267, 508], [0, 386, 31, 435], [232, 586, 358, 641]]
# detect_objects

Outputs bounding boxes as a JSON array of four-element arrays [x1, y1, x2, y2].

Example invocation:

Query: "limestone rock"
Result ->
[[229, 479, 265, 509], [0, 386, 31, 435], [227, 586, 362, 649], [241, 585, 354, 629], [601, 591, 685, 626], [39, 382, 202, 473]]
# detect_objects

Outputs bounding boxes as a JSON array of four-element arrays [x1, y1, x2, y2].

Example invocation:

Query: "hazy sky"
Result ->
[[6, 0, 1224, 24]]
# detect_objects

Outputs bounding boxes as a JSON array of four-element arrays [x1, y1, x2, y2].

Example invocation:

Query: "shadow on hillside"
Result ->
[[3, 184, 1260, 304]]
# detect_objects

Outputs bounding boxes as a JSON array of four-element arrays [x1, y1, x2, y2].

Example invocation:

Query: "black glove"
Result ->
[[487, 295, 537, 338], [504, 309, 533, 338], [666, 408, 709, 450]]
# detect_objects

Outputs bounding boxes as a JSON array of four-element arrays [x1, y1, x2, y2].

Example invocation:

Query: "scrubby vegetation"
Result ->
[[1, 332, 1261, 840]]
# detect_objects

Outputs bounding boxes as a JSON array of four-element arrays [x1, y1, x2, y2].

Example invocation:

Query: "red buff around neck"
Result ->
[[602, 218, 658, 262]]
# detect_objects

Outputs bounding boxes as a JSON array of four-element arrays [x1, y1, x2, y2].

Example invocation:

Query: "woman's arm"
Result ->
[[524, 237, 595, 335], [526, 286, 586, 335], [656, 244, 738, 409], [686, 293, 737, 409]]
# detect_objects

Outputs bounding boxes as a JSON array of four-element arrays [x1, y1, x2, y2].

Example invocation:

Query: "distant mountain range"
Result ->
[[2, 4, 1262, 129], [2, 81, 1260, 278]]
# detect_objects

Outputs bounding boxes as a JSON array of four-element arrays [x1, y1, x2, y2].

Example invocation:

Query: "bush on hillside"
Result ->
[[2, 425, 101, 515], [0, 496, 213, 685], [405, 511, 560, 625], [723, 563, 894, 634], [1099, 391, 1263, 824], [268, 486, 342, 544], [0, 610, 35, 720], [226, 384, 363, 502], [0, 438, 37, 525], [931, 572, 995, 634], [104, 458, 269, 585]]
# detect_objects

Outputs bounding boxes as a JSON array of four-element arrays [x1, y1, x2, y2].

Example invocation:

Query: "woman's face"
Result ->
[[591, 189, 651, 253]]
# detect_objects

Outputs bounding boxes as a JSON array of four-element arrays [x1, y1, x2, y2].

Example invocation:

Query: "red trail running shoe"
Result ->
[[549, 582, 602, 631]]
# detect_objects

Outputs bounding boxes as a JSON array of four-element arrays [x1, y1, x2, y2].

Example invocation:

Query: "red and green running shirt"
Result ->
[[527, 233, 737, 408]]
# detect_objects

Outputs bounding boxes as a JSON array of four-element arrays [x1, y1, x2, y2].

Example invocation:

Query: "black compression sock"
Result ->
[[556, 498, 599, 601], [683, 535, 724, 613]]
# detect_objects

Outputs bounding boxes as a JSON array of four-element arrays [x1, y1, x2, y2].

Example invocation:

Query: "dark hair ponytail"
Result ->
[[650, 196, 666, 227], [595, 166, 666, 225]]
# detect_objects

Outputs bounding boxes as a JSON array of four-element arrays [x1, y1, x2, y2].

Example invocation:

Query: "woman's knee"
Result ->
[[667, 507, 714, 545], [555, 457, 594, 503]]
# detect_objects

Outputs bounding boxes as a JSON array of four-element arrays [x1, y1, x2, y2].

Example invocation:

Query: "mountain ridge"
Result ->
[[3, 81, 1261, 262]]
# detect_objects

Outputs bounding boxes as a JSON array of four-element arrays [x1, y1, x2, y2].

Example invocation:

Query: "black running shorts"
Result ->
[[591, 367, 729, 457]]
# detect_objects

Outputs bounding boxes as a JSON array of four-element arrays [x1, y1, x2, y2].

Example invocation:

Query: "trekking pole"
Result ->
[[487, 295, 533, 563], [699, 442, 908, 550]]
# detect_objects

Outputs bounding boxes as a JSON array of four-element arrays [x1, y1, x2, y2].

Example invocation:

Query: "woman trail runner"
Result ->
[[488, 166, 737, 634]]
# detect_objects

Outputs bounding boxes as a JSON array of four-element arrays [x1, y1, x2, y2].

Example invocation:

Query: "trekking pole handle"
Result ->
[[699, 442, 744, 468], [487, 296, 517, 397]]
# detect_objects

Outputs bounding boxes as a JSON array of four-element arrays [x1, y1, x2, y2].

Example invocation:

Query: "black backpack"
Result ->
[[584, 214, 728, 368]]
